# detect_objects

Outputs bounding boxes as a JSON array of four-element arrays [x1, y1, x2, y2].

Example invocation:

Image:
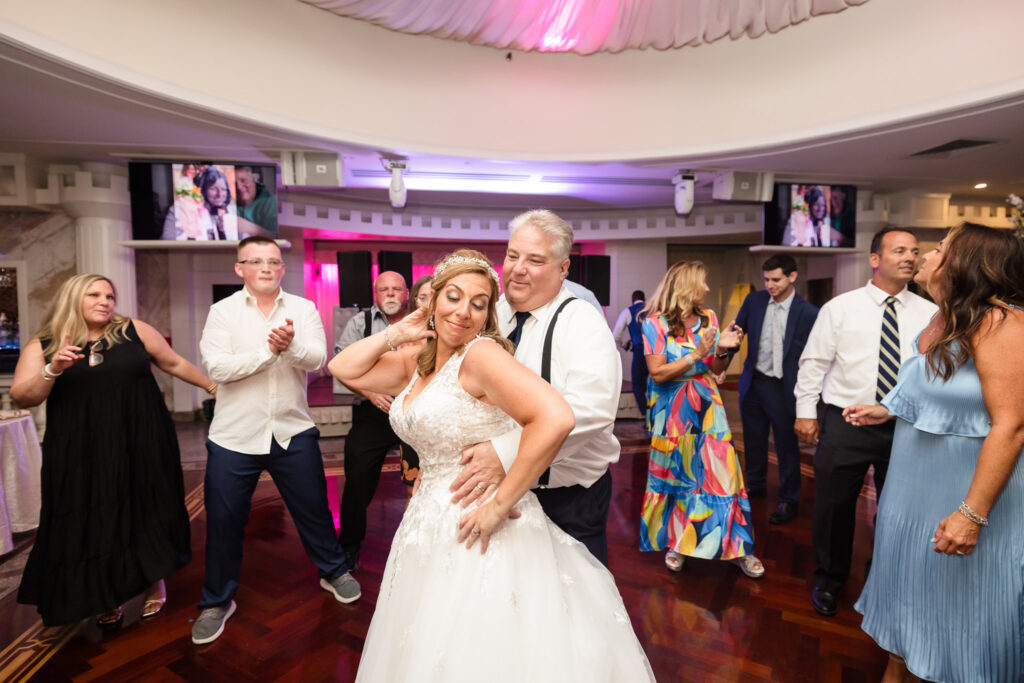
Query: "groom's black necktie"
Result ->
[[506, 312, 531, 349]]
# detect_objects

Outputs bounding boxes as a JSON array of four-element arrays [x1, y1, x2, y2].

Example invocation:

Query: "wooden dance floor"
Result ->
[[0, 392, 889, 681]]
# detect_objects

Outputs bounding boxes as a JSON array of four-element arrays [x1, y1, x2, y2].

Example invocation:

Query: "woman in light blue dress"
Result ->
[[843, 223, 1024, 682]]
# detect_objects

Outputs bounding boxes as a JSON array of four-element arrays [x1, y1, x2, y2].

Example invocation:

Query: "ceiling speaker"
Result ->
[[712, 171, 774, 202], [280, 151, 343, 187]]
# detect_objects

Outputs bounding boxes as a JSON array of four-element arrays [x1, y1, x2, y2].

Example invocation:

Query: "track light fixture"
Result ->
[[384, 160, 408, 208], [672, 171, 695, 215]]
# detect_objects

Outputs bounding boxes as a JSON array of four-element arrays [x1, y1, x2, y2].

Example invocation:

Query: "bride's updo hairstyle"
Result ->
[[417, 249, 514, 377]]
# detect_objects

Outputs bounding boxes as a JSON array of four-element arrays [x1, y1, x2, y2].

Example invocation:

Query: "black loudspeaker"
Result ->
[[337, 251, 373, 308], [567, 254, 581, 283], [212, 284, 244, 304], [580, 254, 611, 306], [378, 250, 413, 289]]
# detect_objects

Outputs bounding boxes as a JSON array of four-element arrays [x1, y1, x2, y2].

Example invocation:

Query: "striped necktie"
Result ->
[[876, 296, 900, 403]]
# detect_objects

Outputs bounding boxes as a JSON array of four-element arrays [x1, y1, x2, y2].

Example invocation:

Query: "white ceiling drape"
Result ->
[[300, 0, 869, 55]]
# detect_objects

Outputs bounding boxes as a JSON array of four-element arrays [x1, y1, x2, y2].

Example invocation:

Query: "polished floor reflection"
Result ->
[[0, 391, 889, 681]]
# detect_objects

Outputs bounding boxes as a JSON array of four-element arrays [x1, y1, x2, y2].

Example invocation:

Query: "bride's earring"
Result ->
[[428, 316, 435, 330]]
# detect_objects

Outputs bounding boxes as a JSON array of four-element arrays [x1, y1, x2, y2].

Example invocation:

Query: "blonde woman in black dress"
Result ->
[[12, 274, 214, 627]]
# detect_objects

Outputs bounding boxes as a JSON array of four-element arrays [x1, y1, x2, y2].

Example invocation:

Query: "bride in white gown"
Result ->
[[329, 250, 654, 682]]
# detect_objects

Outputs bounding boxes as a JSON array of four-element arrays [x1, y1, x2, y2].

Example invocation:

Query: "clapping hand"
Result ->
[[387, 308, 436, 347], [49, 334, 84, 373], [694, 329, 716, 359], [268, 318, 295, 354]]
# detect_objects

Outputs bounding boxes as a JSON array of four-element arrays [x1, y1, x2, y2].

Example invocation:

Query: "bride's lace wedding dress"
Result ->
[[355, 338, 655, 682]]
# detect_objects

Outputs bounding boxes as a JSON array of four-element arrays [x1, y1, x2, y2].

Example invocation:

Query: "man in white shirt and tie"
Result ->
[[192, 236, 359, 645], [794, 227, 937, 617], [449, 210, 622, 566]]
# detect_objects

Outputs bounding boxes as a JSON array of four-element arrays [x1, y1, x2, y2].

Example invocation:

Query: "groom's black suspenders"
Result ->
[[537, 296, 578, 488]]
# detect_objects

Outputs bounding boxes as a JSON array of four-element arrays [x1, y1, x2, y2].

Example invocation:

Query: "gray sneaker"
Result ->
[[320, 572, 361, 603], [191, 600, 237, 645]]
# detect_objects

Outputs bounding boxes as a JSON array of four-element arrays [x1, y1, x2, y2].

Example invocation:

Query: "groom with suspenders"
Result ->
[[449, 210, 622, 566]]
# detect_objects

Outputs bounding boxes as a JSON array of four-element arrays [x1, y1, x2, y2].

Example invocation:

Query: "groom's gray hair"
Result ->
[[508, 210, 573, 261]]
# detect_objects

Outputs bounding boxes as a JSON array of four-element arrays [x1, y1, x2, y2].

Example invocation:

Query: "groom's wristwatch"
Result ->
[[714, 350, 729, 359]]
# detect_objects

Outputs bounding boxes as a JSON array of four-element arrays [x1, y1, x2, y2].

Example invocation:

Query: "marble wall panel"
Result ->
[[135, 250, 173, 408], [0, 211, 77, 336]]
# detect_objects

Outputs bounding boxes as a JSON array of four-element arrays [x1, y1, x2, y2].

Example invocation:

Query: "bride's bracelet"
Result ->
[[383, 327, 398, 352], [957, 501, 988, 526]]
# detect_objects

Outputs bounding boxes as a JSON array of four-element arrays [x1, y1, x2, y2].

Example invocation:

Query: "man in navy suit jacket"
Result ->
[[730, 254, 818, 524]]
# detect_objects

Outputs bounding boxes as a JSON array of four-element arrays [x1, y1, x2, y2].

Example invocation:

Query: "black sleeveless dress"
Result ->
[[18, 322, 191, 625]]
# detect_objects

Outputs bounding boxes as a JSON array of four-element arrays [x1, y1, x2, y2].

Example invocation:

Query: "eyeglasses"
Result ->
[[237, 258, 284, 269], [89, 339, 104, 367]]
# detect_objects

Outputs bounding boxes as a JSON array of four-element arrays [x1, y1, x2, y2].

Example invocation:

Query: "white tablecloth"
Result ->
[[0, 413, 42, 554]]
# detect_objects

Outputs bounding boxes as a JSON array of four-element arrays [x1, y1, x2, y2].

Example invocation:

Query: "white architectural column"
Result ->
[[75, 217, 137, 317], [41, 163, 137, 316], [603, 239, 668, 379]]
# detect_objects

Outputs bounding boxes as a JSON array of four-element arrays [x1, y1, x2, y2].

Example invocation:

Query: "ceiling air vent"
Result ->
[[909, 139, 997, 158]]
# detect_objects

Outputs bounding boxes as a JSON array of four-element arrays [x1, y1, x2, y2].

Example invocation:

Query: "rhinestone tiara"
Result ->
[[434, 255, 500, 283]]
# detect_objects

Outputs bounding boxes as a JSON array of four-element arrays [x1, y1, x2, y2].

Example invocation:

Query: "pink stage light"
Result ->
[[313, 263, 340, 342]]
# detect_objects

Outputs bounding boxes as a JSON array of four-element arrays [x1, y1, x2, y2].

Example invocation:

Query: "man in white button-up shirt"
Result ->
[[794, 227, 937, 618], [192, 237, 358, 645], [450, 210, 621, 566]]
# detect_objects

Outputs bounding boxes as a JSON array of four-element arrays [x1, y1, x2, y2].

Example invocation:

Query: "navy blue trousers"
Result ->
[[533, 469, 613, 567], [740, 374, 802, 504], [200, 428, 349, 608]]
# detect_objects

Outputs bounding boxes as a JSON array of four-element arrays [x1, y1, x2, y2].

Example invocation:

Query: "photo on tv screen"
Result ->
[[129, 162, 279, 240], [763, 183, 856, 248]]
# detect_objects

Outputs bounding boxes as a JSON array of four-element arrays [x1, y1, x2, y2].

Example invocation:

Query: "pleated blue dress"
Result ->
[[855, 341, 1024, 682]]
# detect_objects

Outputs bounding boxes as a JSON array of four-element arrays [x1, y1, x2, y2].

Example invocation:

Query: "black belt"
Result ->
[[753, 370, 781, 382]]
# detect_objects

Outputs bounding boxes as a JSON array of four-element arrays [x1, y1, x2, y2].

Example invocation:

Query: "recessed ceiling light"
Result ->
[[974, 182, 988, 189]]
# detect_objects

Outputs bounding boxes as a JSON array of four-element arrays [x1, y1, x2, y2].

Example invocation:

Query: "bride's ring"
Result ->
[[475, 483, 486, 492], [471, 528, 481, 537], [955, 550, 966, 555]]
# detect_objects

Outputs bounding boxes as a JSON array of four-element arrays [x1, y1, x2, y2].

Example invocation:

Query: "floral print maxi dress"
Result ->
[[639, 312, 755, 560]]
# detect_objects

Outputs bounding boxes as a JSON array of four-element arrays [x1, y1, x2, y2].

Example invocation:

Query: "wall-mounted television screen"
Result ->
[[129, 161, 279, 240], [763, 183, 856, 248]]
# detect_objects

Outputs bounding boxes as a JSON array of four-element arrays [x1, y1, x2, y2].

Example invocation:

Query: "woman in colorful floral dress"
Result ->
[[639, 261, 764, 578]]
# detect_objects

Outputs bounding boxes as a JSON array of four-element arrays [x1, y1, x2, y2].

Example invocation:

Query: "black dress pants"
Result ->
[[339, 401, 401, 564], [533, 469, 613, 567], [811, 404, 895, 594]]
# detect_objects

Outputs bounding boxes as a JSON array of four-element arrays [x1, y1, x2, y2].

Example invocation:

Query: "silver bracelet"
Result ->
[[957, 501, 989, 526], [41, 362, 63, 381], [383, 327, 397, 352]]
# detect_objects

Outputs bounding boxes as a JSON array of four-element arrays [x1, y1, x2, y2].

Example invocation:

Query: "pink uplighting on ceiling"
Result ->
[[300, 0, 870, 55]]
